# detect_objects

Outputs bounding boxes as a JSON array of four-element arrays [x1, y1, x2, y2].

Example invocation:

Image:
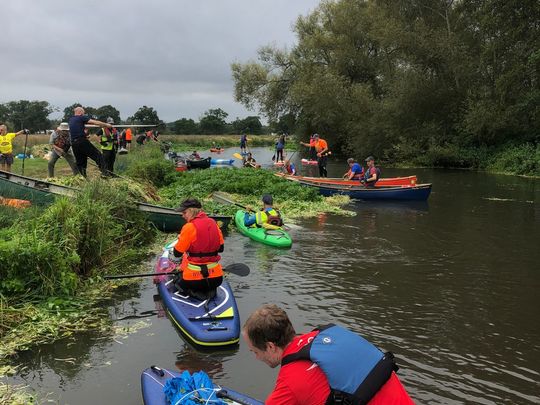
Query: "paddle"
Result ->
[[104, 263, 250, 279], [21, 129, 29, 176], [212, 191, 255, 212]]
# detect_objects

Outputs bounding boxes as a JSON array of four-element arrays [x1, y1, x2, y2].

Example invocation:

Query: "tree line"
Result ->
[[232, 0, 539, 168], [0, 101, 265, 135]]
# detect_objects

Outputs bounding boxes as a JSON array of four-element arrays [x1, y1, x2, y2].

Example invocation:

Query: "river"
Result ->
[[8, 148, 540, 404]]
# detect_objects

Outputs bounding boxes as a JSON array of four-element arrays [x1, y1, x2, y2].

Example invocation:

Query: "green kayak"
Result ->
[[234, 210, 292, 248]]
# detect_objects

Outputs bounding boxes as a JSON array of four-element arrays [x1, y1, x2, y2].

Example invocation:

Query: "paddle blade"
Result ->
[[233, 153, 243, 160], [271, 154, 276, 161], [224, 263, 250, 277]]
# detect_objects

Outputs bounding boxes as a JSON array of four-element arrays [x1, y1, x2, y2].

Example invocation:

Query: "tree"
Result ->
[[199, 108, 228, 134], [128, 106, 162, 125], [95, 105, 121, 123], [0, 100, 55, 131], [62, 103, 97, 121], [231, 116, 263, 134], [171, 118, 199, 134]]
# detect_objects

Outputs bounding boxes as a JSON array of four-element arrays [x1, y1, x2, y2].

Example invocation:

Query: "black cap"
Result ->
[[262, 194, 273, 205], [365, 156, 375, 162], [175, 198, 202, 212]]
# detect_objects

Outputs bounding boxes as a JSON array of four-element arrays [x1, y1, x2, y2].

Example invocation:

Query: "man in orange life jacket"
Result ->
[[243, 304, 415, 405], [168, 198, 224, 296]]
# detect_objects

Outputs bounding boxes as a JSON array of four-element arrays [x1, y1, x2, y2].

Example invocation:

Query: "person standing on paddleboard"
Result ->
[[169, 198, 225, 297], [301, 134, 329, 177]]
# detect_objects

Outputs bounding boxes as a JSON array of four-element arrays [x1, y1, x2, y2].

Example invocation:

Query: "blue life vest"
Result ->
[[281, 324, 398, 405]]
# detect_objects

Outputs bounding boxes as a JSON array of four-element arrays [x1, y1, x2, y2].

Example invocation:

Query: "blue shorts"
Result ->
[[0, 153, 14, 165]]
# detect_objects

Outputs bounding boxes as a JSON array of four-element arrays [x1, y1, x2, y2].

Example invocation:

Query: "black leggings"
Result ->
[[177, 276, 223, 294], [71, 138, 105, 176], [276, 148, 284, 162], [318, 155, 328, 177]]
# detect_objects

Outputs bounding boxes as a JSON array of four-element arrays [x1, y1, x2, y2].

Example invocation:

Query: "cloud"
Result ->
[[1, 0, 320, 122]]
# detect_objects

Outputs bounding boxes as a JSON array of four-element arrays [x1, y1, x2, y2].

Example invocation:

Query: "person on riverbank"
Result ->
[[0, 124, 28, 172], [244, 194, 283, 230], [301, 134, 329, 177], [97, 117, 119, 175], [125, 127, 132, 151], [68, 107, 111, 177], [243, 304, 415, 405], [169, 198, 224, 297], [48, 122, 78, 177], [343, 158, 364, 180], [363, 156, 380, 187]]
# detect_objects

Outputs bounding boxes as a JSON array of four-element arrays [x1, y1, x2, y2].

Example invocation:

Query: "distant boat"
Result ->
[[300, 180, 432, 201], [275, 173, 418, 187], [0, 170, 231, 232]]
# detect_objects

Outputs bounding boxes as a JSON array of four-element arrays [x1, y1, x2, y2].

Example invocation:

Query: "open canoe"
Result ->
[[302, 182, 432, 200], [0, 170, 231, 232], [141, 366, 263, 405], [234, 210, 292, 248], [275, 173, 418, 187], [154, 242, 241, 348], [186, 157, 211, 170], [209, 148, 225, 153]]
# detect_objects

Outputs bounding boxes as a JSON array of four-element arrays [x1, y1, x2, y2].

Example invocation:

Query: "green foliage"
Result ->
[[199, 108, 229, 134], [486, 144, 540, 176], [0, 100, 55, 132], [122, 146, 177, 188], [232, 0, 540, 168], [171, 118, 199, 134], [128, 105, 162, 125], [231, 116, 263, 134]]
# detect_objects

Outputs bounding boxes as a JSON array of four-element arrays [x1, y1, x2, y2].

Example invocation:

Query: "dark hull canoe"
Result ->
[[305, 182, 432, 200], [0, 170, 231, 232], [186, 157, 211, 170]]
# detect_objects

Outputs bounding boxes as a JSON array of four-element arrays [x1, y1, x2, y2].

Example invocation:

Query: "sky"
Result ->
[[1, 0, 321, 123]]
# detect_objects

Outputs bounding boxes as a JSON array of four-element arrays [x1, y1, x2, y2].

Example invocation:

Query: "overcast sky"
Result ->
[[1, 0, 321, 123]]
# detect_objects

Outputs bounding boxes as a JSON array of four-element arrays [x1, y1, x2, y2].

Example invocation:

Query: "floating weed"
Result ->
[[0, 382, 36, 404]]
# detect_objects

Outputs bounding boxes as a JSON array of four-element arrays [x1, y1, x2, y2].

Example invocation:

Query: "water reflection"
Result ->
[[6, 168, 540, 404]]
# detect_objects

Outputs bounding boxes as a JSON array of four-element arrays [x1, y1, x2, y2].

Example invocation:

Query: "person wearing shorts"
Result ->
[[0, 124, 27, 172]]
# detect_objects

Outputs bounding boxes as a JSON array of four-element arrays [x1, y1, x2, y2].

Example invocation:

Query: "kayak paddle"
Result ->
[[104, 263, 250, 279], [212, 192, 255, 212]]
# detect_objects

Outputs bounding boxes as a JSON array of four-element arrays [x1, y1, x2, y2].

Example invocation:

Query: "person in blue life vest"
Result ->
[[343, 158, 364, 180], [362, 156, 381, 187], [244, 194, 284, 230], [97, 117, 119, 175], [243, 304, 415, 405], [283, 159, 296, 176]]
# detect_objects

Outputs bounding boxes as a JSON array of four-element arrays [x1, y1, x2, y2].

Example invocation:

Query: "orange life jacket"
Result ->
[[181, 213, 223, 281]]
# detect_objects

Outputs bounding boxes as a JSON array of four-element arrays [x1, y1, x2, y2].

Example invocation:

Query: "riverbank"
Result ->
[[0, 144, 351, 376]]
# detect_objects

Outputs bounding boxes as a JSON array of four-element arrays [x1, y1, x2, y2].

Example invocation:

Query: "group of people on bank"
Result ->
[[2, 106, 157, 178], [167, 192, 413, 404]]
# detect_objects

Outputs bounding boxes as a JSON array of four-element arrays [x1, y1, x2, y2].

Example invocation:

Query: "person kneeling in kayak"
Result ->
[[244, 194, 283, 230], [169, 198, 224, 299], [243, 304, 415, 405]]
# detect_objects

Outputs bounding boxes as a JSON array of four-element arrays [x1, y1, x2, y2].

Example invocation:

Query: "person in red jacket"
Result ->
[[169, 198, 224, 297], [243, 304, 415, 405]]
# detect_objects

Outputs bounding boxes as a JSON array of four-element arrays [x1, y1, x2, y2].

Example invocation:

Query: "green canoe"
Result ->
[[234, 210, 292, 248]]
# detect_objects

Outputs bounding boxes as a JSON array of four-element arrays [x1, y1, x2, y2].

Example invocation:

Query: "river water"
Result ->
[[8, 148, 540, 404]]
